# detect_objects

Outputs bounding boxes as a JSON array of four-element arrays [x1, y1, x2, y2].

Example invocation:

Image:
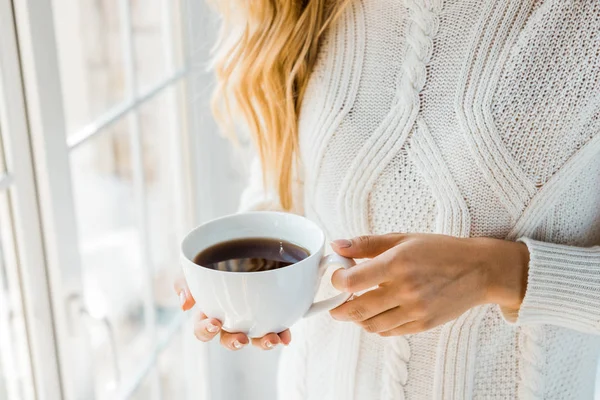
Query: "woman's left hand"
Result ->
[[329, 233, 530, 336]]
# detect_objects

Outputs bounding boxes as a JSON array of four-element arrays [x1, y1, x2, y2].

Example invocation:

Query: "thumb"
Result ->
[[330, 233, 406, 258]]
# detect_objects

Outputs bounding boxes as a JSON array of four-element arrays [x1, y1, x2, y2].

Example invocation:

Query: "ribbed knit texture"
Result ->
[[240, 0, 600, 398], [514, 238, 600, 333]]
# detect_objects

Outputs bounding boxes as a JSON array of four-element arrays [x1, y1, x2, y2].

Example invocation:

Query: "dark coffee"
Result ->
[[193, 238, 310, 272]]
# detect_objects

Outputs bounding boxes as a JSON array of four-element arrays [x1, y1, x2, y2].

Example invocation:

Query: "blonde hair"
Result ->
[[210, 0, 350, 210]]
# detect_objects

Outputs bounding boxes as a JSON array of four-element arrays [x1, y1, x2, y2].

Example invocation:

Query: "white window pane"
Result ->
[[0, 129, 6, 174], [0, 191, 34, 400], [138, 86, 183, 336], [52, 0, 186, 136], [132, 0, 169, 91], [52, 0, 127, 134], [170, 0, 185, 71], [158, 330, 186, 399], [70, 117, 152, 399], [129, 367, 159, 400]]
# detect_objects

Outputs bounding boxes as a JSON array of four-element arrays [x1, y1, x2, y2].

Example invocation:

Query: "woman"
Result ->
[[175, 0, 600, 398]]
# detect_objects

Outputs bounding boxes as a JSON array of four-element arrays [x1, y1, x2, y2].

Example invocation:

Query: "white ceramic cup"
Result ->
[[181, 211, 355, 338]]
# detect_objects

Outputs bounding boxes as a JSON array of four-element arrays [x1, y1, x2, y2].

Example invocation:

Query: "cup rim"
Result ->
[[180, 211, 325, 275]]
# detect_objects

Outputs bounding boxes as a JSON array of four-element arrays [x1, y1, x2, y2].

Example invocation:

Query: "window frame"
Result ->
[[0, 0, 62, 397], [9, 0, 205, 398]]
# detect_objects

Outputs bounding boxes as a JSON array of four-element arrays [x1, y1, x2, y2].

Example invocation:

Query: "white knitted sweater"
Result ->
[[240, 1, 600, 399]]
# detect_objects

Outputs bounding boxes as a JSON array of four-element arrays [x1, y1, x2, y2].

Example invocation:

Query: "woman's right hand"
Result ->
[[174, 276, 292, 350]]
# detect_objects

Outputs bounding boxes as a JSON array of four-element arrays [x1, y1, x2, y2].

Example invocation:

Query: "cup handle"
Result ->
[[303, 253, 355, 318]]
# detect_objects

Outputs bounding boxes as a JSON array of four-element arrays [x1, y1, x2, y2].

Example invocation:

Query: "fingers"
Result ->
[[278, 329, 292, 346], [356, 307, 414, 333], [174, 276, 195, 311], [330, 288, 398, 322], [331, 233, 406, 259], [379, 319, 433, 337], [220, 330, 250, 351], [194, 313, 221, 342], [331, 256, 390, 293], [250, 328, 292, 350], [251, 333, 281, 350], [193, 313, 249, 350], [192, 312, 252, 351], [193, 313, 222, 342], [192, 312, 290, 351]]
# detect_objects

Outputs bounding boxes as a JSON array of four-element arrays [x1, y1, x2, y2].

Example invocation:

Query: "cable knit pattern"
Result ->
[[375, 2, 441, 397], [399, 0, 440, 96], [337, 0, 442, 236], [236, 1, 600, 399], [518, 326, 546, 400], [382, 336, 411, 400]]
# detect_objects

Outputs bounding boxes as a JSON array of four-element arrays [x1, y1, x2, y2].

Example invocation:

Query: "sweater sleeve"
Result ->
[[238, 157, 305, 214], [501, 237, 600, 335]]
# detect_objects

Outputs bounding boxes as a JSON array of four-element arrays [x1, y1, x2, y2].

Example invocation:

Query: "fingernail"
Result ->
[[265, 341, 275, 349], [233, 340, 243, 349], [332, 239, 352, 248], [206, 322, 220, 333], [178, 290, 187, 308]]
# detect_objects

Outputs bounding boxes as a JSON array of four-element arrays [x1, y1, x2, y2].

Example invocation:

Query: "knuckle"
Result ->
[[419, 319, 434, 331], [394, 249, 412, 266], [356, 235, 371, 250], [342, 273, 356, 292], [402, 277, 421, 299], [348, 305, 366, 321], [378, 256, 391, 279], [194, 328, 209, 342], [411, 300, 429, 317], [362, 319, 379, 333], [219, 334, 228, 346], [401, 284, 417, 301]]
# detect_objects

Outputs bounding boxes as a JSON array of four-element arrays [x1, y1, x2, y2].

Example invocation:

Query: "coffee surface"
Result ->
[[193, 238, 310, 272]]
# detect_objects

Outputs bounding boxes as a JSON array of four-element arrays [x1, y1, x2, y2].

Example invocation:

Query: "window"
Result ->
[[0, 0, 59, 398], [0, 152, 34, 400], [3, 0, 211, 398]]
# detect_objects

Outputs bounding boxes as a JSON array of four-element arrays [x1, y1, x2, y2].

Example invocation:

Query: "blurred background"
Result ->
[[0, 0, 279, 399]]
